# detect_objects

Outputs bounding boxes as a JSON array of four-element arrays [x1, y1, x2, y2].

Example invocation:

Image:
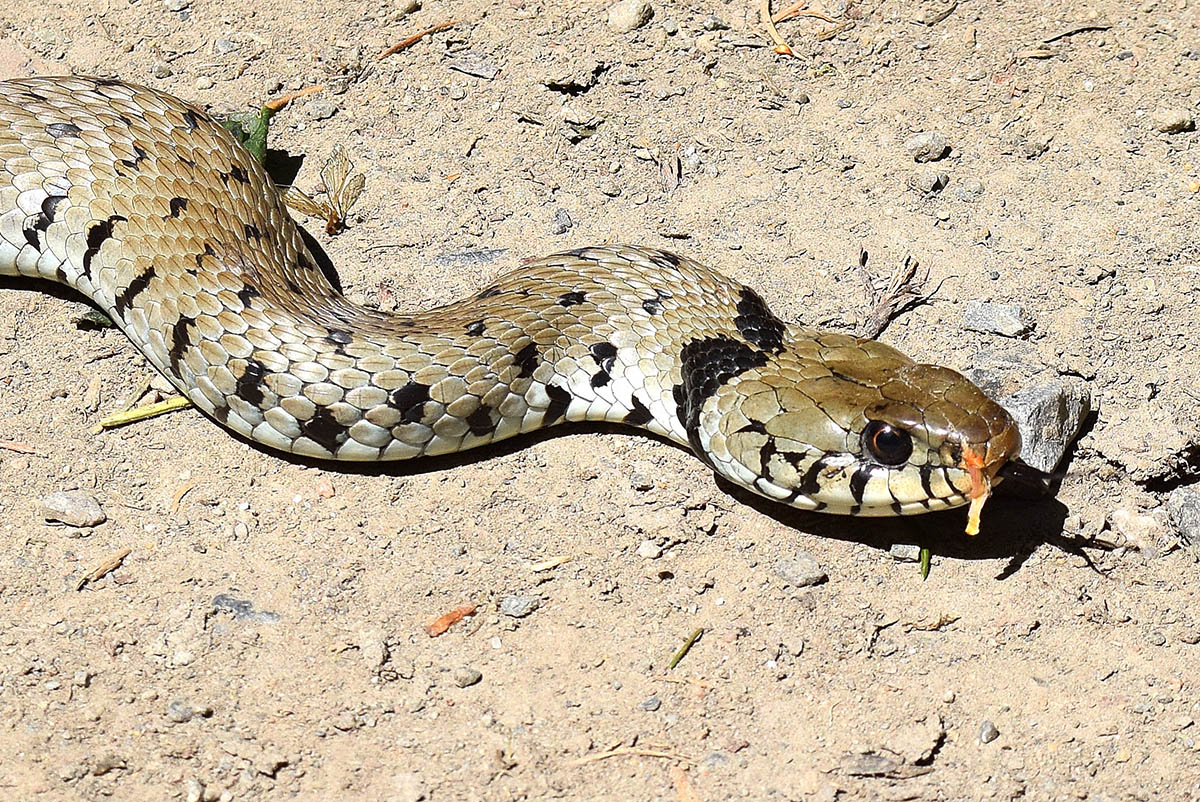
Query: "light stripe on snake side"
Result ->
[[0, 76, 1024, 523]]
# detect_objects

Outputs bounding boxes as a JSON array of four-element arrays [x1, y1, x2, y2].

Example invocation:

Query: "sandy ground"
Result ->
[[1, 0, 1199, 799]]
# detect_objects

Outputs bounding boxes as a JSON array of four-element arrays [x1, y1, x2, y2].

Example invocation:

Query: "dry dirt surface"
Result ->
[[1, 0, 1199, 800]]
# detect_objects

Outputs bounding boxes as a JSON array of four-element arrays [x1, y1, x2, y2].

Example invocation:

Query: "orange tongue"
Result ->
[[962, 449, 992, 536]]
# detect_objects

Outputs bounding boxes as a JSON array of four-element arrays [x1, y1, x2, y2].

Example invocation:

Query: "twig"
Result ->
[[170, 481, 199, 513], [855, 249, 937, 339], [530, 555, 573, 572], [97, 396, 193, 430], [654, 675, 716, 690], [759, 0, 795, 55], [0, 440, 37, 454], [668, 627, 704, 670], [424, 603, 477, 637], [265, 84, 327, 111], [568, 746, 693, 767], [772, 1, 838, 23], [378, 19, 460, 60], [76, 547, 131, 591], [1042, 22, 1111, 43], [920, 1, 957, 26]]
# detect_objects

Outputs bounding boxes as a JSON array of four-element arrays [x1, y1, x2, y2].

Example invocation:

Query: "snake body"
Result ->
[[0, 77, 1022, 520]]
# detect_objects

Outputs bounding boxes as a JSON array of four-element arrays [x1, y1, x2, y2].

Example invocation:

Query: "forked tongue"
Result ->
[[962, 449, 992, 536]]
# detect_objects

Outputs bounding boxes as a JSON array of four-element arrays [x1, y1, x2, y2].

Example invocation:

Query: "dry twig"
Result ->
[[76, 548, 131, 591], [855, 249, 935, 339], [568, 746, 692, 767], [424, 603, 477, 637], [264, 84, 327, 111], [378, 19, 460, 60]]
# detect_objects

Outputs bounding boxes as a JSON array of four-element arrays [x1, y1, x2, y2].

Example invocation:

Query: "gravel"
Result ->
[[499, 595, 540, 617], [636, 539, 663, 559], [1151, 108, 1195, 134], [774, 553, 827, 587], [908, 168, 948, 195], [963, 300, 1034, 337], [639, 694, 661, 711], [979, 719, 1000, 743], [39, 491, 106, 527], [1167, 486, 1200, 548], [904, 131, 949, 162], [452, 667, 482, 688], [606, 0, 653, 32]]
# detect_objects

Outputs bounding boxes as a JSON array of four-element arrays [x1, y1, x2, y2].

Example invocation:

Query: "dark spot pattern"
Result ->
[[326, 328, 353, 346], [229, 164, 250, 184], [391, 382, 432, 424], [797, 456, 829, 498], [679, 336, 769, 456], [543, 383, 572, 424], [557, 291, 586, 307], [641, 289, 671, 316], [301, 406, 348, 453], [590, 342, 617, 373], [918, 464, 935, 500], [167, 315, 196, 372], [182, 109, 202, 132], [243, 224, 262, 241], [114, 266, 156, 317], [235, 359, 267, 406], [21, 225, 38, 249], [734, 288, 786, 353], [81, 215, 127, 279], [168, 197, 188, 218], [514, 342, 540, 379], [466, 406, 495, 436], [849, 466, 875, 504], [236, 285, 260, 307], [476, 286, 502, 300], [121, 144, 147, 169], [39, 195, 67, 230], [654, 250, 685, 268], [465, 320, 485, 337], [46, 122, 82, 139], [284, 277, 300, 294], [624, 395, 653, 426]]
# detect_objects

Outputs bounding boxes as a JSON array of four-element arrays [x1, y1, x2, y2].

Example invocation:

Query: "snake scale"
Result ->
[[0, 76, 1025, 530]]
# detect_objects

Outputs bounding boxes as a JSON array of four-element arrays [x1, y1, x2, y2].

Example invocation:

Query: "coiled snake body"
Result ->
[[0, 77, 1022, 527]]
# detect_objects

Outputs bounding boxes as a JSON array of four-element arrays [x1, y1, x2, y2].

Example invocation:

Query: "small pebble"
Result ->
[[904, 131, 949, 162], [774, 553, 827, 587], [499, 595, 540, 618], [151, 61, 173, 78], [889, 544, 922, 562], [702, 13, 729, 30], [166, 701, 195, 723], [639, 695, 662, 711], [305, 101, 337, 121], [955, 177, 985, 201], [963, 300, 1033, 338], [39, 491, 106, 527], [452, 667, 482, 688], [1167, 486, 1200, 548], [606, 0, 653, 33], [599, 178, 623, 197], [637, 539, 663, 559], [1106, 508, 1163, 552], [163, 0, 191, 10], [551, 208, 574, 234], [184, 778, 205, 802], [1151, 108, 1195, 134], [979, 720, 1000, 743], [908, 169, 949, 196], [195, 76, 215, 90]]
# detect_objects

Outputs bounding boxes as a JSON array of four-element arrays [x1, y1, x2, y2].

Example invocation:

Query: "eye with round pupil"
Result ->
[[862, 420, 913, 466]]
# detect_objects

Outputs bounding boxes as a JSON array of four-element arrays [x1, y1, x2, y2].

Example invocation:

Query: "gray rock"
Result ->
[[1019, 132, 1053, 159], [1167, 486, 1200, 548], [636, 539, 663, 559], [499, 595, 540, 618], [551, 208, 574, 234], [889, 544, 922, 562], [955, 177, 985, 201], [452, 667, 482, 688], [1000, 380, 1091, 473], [151, 61, 173, 79], [560, 101, 602, 142], [212, 594, 281, 624], [166, 701, 195, 723], [702, 14, 729, 30], [904, 131, 948, 162], [1151, 108, 1195, 134], [774, 553, 827, 587], [963, 300, 1033, 338], [979, 719, 1000, 743], [908, 168, 948, 195], [39, 491, 106, 527], [606, 0, 653, 33], [304, 101, 337, 121], [639, 694, 661, 711]]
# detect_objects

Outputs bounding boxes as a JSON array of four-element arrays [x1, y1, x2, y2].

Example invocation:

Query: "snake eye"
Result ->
[[862, 420, 913, 467]]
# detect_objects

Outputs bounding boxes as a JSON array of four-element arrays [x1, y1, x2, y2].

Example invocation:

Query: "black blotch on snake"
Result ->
[[734, 288, 786, 354]]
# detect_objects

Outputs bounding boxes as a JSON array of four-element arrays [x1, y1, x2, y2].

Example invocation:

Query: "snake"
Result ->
[[0, 76, 1027, 531]]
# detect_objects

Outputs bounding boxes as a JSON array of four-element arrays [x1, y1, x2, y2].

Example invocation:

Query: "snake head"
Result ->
[[708, 346, 1022, 531]]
